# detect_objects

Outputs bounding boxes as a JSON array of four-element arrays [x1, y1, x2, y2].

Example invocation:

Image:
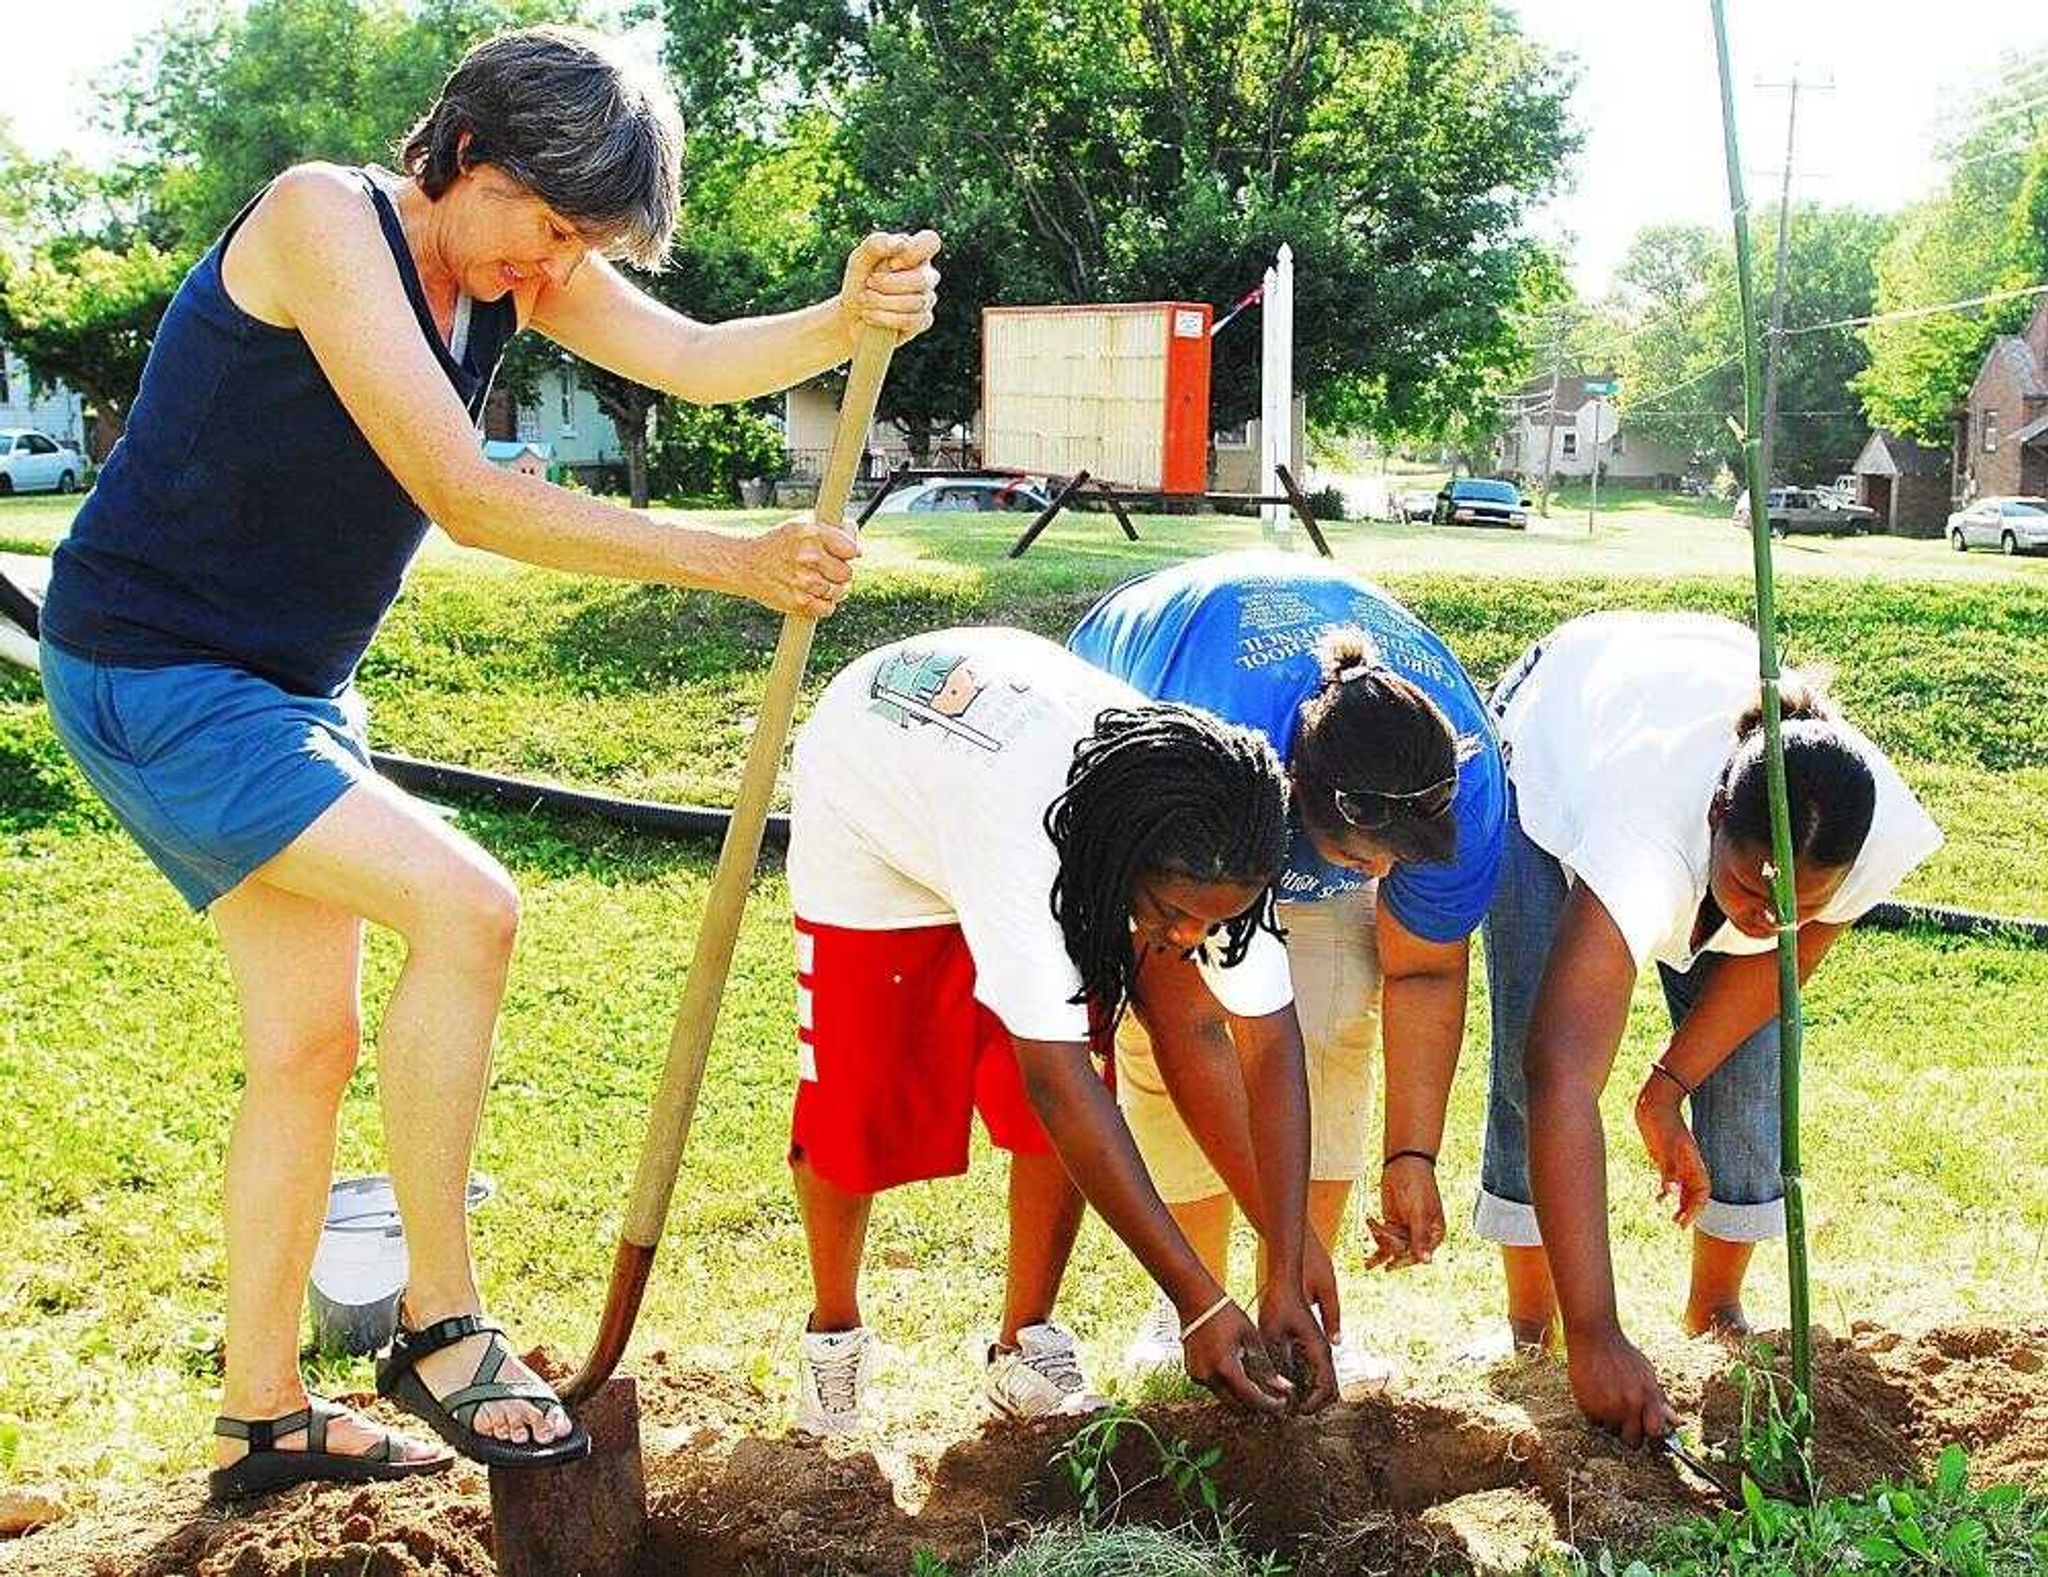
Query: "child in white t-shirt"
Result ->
[[785, 627, 1341, 1435], [1475, 612, 1941, 1445]]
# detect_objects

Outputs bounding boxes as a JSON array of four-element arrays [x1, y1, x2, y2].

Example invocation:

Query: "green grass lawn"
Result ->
[[1, 493, 2044, 1496]]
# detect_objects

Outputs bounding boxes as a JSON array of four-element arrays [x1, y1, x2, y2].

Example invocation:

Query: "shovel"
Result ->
[[489, 326, 896, 1577]]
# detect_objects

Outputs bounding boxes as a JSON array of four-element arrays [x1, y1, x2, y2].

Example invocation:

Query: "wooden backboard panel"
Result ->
[[981, 304, 1212, 492]]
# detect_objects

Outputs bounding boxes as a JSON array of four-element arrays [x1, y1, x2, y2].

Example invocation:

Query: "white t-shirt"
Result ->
[[1495, 612, 1943, 971], [789, 627, 1295, 1042]]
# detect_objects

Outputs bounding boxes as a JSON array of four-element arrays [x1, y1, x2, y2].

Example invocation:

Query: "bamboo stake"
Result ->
[[1707, 1, 1815, 1413]]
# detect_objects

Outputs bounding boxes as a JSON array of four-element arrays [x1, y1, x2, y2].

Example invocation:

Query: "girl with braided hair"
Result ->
[[1071, 551, 1506, 1393], [783, 627, 1341, 1436]]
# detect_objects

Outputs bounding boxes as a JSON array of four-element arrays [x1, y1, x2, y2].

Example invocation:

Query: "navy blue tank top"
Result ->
[[41, 168, 517, 697]]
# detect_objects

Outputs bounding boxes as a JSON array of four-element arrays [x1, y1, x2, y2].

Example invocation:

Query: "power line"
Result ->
[[1933, 63, 2048, 127], [1785, 281, 2048, 336], [1945, 134, 2046, 176], [1938, 87, 2048, 142], [1620, 354, 1744, 413]]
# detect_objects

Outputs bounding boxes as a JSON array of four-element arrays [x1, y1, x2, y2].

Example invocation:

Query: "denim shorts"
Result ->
[[39, 638, 374, 912], [1471, 782, 1787, 1246]]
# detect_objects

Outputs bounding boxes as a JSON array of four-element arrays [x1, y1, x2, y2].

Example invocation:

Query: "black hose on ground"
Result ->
[[0, 560, 41, 636], [1, 559, 2040, 944], [372, 751, 791, 849]]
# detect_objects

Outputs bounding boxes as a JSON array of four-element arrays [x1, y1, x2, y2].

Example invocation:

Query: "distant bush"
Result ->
[[1306, 485, 1346, 521], [647, 399, 788, 504]]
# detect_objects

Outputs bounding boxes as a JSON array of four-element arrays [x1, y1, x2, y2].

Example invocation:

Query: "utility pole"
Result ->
[[1535, 316, 1566, 518], [1756, 72, 1832, 493], [1586, 398, 1604, 534]]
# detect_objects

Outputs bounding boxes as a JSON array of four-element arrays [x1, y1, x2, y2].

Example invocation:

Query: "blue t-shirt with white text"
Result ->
[[1069, 551, 1505, 943]]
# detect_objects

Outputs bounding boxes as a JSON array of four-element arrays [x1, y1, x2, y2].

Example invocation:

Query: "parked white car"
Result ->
[[0, 429, 85, 495], [873, 476, 1053, 514], [1946, 496, 2048, 555]]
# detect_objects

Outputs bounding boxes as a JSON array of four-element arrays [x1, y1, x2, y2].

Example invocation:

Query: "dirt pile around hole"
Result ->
[[8, 1322, 2041, 1577]]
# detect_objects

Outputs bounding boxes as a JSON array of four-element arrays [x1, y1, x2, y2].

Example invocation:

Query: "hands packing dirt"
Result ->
[[1180, 1298, 1339, 1418]]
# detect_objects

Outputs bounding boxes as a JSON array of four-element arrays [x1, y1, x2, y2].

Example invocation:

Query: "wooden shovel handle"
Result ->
[[564, 328, 897, 1402]]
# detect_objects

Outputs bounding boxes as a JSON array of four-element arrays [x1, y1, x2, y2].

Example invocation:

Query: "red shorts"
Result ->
[[790, 917, 1058, 1194]]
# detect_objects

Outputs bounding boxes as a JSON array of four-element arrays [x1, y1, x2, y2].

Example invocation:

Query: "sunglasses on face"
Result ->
[[1332, 773, 1458, 829]]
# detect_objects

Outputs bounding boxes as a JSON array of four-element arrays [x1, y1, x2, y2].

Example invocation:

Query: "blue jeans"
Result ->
[[1473, 785, 1786, 1246]]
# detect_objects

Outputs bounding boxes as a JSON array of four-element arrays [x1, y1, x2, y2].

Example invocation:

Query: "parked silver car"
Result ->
[[1732, 486, 1876, 536], [0, 429, 85, 495], [1946, 496, 2048, 556]]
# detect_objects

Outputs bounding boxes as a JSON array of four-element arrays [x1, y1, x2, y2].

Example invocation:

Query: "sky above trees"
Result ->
[[7, 0, 2048, 295]]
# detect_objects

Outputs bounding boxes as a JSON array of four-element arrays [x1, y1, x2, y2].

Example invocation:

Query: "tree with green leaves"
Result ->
[[1601, 206, 1892, 483], [0, 129, 190, 442], [0, 240, 189, 437], [662, 0, 1578, 450], [1855, 55, 2048, 446], [101, 0, 584, 248], [2, 0, 585, 439]]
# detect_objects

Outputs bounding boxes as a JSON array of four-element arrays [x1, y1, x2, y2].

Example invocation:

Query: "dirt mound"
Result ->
[[8, 1322, 2042, 1577]]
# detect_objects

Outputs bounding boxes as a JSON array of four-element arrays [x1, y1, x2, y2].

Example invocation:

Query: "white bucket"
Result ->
[[307, 1174, 493, 1357]]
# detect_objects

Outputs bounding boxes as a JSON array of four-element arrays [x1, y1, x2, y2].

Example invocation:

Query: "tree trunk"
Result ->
[[905, 418, 934, 465], [87, 405, 126, 461], [624, 428, 650, 509]]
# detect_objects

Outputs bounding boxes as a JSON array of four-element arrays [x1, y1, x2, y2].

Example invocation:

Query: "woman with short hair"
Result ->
[[1474, 611, 1941, 1445], [37, 25, 938, 1496]]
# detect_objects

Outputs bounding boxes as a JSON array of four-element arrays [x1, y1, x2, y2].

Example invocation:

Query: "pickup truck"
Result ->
[[1732, 486, 1877, 536]]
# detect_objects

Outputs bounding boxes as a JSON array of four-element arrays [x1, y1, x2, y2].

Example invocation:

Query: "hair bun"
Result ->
[[1734, 668, 1840, 740], [1315, 626, 1380, 687]]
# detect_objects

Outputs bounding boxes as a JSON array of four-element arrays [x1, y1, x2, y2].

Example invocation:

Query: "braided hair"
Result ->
[[1044, 704, 1290, 1027]]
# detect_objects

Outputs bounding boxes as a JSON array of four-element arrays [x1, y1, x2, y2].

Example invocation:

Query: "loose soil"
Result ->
[[6, 1322, 2041, 1577]]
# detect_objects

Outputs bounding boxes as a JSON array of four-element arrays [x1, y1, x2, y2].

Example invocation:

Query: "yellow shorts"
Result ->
[[1116, 888, 1381, 1204]]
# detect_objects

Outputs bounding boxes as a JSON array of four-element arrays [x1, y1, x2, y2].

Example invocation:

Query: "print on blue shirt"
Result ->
[[1070, 551, 1506, 943]]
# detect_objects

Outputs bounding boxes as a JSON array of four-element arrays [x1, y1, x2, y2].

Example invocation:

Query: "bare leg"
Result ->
[[1503, 1244, 1561, 1351], [1685, 1232, 1757, 1338], [1253, 1179, 1352, 1327], [247, 776, 565, 1447], [1163, 1193, 1235, 1287], [793, 1152, 874, 1332], [209, 880, 442, 1468], [999, 1150, 1086, 1345]]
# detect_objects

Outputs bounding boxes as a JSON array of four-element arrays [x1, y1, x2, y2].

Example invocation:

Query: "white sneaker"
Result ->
[[1122, 1295, 1183, 1374], [1331, 1335, 1396, 1398], [793, 1325, 879, 1437], [984, 1322, 1111, 1419]]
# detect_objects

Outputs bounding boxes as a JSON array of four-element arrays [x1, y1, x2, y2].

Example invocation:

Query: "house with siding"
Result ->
[[482, 365, 636, 489], [1955, 297, 2048, 504], [1495, 371, 1691, 487], [0, 341, 88, 452]]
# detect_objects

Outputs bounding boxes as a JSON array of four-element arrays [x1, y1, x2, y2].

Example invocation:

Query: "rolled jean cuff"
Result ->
[[1472, 1189, 1542, 1247], [1695, 1195, 1786, 1243]]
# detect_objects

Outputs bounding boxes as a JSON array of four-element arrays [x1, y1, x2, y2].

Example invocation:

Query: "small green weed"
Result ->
[[1728, 1342, 1816, 1504], [1052, 1407, 1225, 1528], [1541, 1445, 2045, 1577]]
